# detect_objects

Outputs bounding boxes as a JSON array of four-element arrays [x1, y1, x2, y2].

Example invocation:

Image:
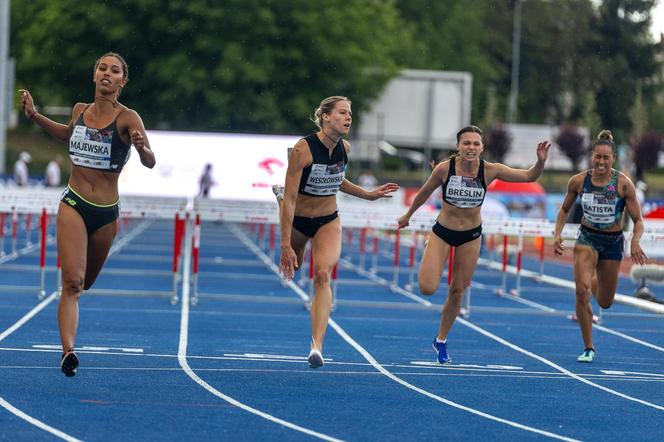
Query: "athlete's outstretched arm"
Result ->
[[492, 141, 550, 182], [397, 163, 446, 229], [340, 179, 399, 200], [19, 89, 72, 143]]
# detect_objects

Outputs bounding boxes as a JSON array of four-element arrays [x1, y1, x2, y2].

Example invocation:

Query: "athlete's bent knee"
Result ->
[[62, 276, 84, 297], [419, 280, 438, 296], [598, 298, 613, 309], [313, 269, 330, 286]]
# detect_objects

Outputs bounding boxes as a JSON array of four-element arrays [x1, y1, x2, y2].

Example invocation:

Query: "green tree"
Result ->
[[629, 84, 648, 139], [580, 91, 602, 140], [594, 0, 661, 137], [11, 0, 410, 133], [394, 0, 499, 123]]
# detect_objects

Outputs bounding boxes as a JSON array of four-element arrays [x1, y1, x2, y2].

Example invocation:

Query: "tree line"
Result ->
[[11, 0, 663, 155]]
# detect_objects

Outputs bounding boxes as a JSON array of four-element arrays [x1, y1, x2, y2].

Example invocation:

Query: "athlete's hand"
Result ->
[[630, 240, 648, 266], [279, 245, 298, 280], [536, 141, 550, 163], [18, 89, 37, 119], [396, 213, 410, 229], [131, 130, 146, 149], [553, 235, 565, 256], [369, 182, 400, 200]]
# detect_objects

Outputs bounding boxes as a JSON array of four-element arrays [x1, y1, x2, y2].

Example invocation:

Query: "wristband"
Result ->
[[27, 111, 37, 120]]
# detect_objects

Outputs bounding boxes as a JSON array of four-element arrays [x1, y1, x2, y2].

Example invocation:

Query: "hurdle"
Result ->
[[391, 228, 400, 288], [38, 209, 47, 299], [0, 212, 5, 257], [190, 214, 201, 306], [171, 212, 184, 305], [405, 231, 418, 291]]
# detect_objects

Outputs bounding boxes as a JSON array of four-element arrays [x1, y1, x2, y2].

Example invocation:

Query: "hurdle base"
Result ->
[[567, 313, 601, 324]]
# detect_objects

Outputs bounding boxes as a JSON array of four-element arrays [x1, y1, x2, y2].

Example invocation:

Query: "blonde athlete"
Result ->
[[277, 96, 398, 368]]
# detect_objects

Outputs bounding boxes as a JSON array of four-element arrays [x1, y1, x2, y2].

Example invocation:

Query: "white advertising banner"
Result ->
[[118, 130, 301, 201]]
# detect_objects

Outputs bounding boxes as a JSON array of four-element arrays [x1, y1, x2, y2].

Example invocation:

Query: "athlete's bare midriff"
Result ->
[[294, 193, 338, 218], [68, 166, 120, 205], [436, 201, 482, 230]]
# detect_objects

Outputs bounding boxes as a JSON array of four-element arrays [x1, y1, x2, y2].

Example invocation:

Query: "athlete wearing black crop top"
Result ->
[[278, 96, 398, 368], [20, 52, 155, 377], [398, 125, 549, 365]]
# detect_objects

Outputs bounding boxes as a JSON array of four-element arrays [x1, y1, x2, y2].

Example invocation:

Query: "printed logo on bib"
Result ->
[[304, 161, 346, 196], [445, 175, 485, 208], [581, 192, 617, 225], [70, 125, 113, 169]]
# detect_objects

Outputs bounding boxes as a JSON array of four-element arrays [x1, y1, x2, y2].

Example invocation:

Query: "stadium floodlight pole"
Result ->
[[507, 0, 522, 124], [0, 0, 9, 173]]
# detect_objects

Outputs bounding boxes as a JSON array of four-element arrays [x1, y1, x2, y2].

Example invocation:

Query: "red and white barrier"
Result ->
[[25, 213, 33, 246], [38, 209, 47, 299], [497, 235, 509, 295], [405, 231, 418, 290], [392, 229, 400, 287], [298, 242, 309, 288], [510, 234, 524, 296], [359, 227, 367, 270], [370, 230, 379, 273], [0, 212, 5, 256], [190, 214, 201, 306], [56, 252, 62, 296], [171, 212, 184, 304], [11, 209, 18, 255], [268, 223, 276, 263]]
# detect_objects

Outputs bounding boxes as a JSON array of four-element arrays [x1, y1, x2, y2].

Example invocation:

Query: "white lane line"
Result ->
[[498, 292, 556, 312], [601, 370, 664, 378], [3, 364, 664, 383], [0, 292, 59, 343], [179, 222, 343, 442], [232, 224, 578, 442], [478, 257, 664, 314], [341, 251, 664, 411], [458, 317, 664, 411], [224, 353, 335, 361], [0, 397, 82, 442], [0, 220, 150, 441], [32, 344, 144, 353], [593, 324, 664, 352]]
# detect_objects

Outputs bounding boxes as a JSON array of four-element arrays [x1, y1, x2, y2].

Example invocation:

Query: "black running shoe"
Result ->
[[60, 351, 79, 377]]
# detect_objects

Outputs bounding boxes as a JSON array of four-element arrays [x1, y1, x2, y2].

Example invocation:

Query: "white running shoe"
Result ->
[[307, 348, 324, 369], [272, 184, 285, 201]]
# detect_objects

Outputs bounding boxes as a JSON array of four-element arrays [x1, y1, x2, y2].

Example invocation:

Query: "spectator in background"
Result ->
[[14, 151, 31, 186], [45, 155, 63, 187], [198, 163, 216, 198]]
